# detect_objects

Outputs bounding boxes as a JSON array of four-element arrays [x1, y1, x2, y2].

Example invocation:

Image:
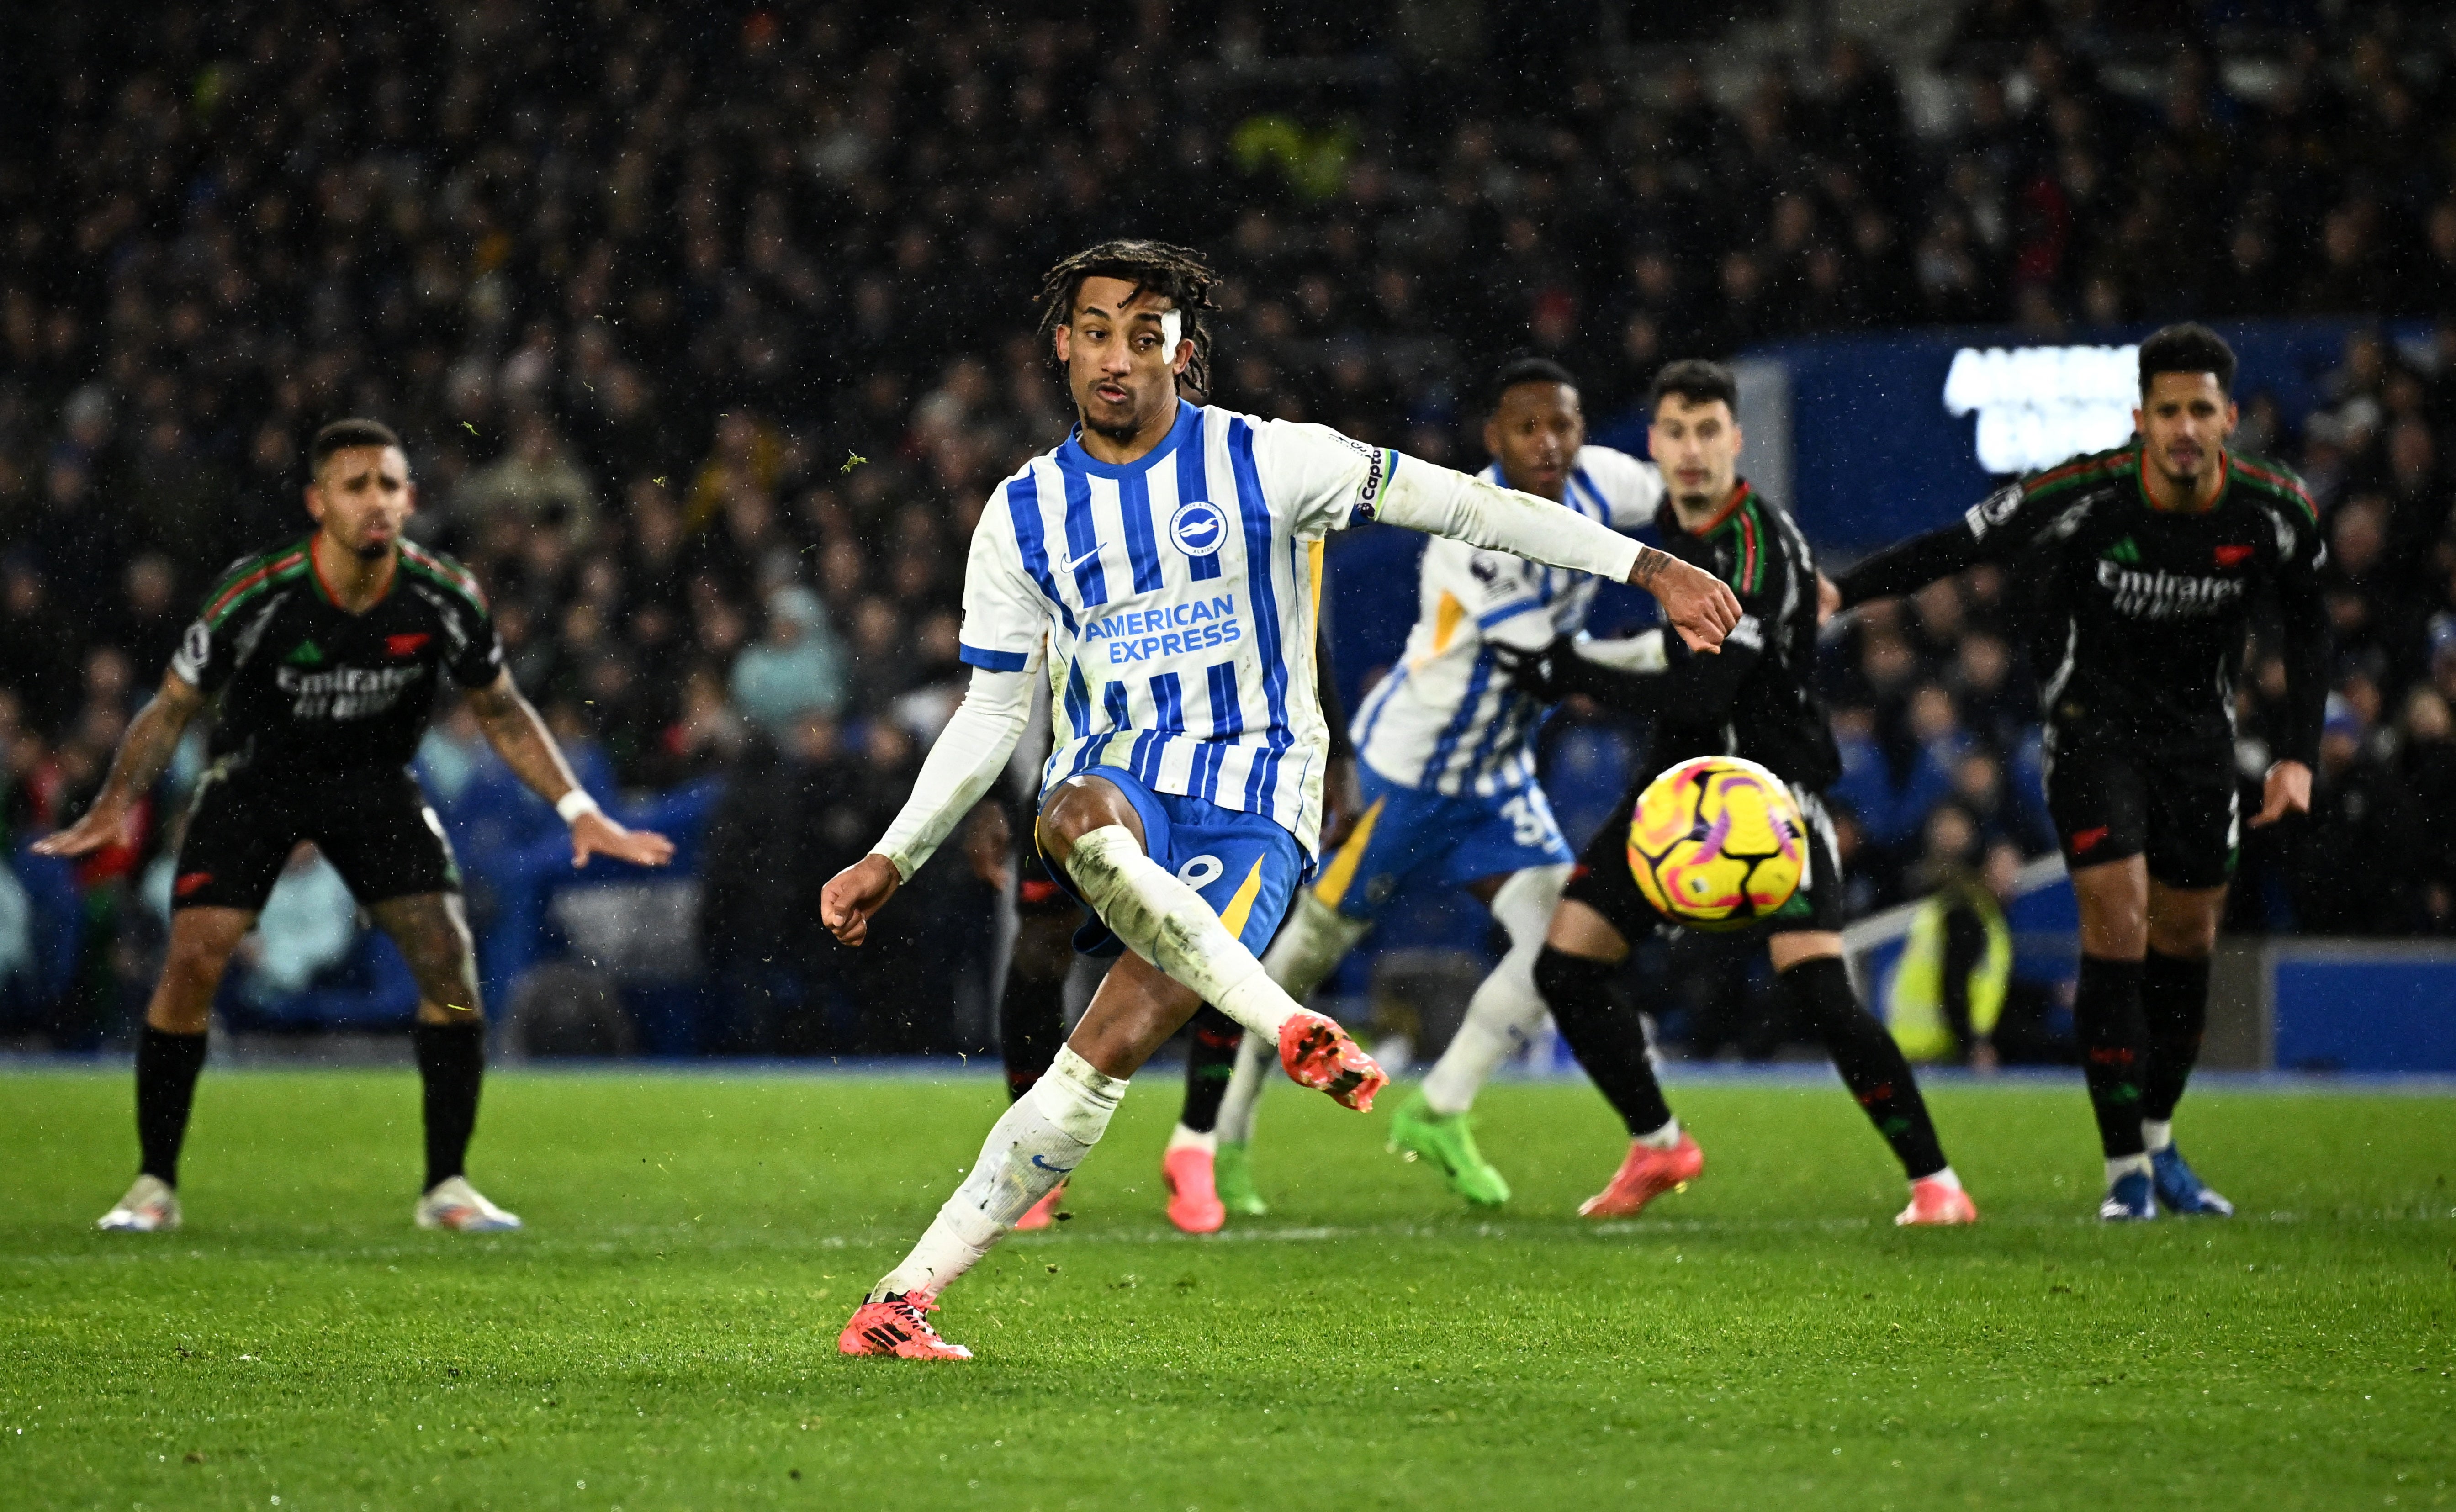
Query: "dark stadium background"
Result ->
[[1, 0, 2451, 1068]]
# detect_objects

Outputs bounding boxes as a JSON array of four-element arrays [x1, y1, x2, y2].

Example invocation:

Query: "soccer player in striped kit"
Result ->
[[1184, 357, 1669, 1217], [820, 242, 1741, 1359]]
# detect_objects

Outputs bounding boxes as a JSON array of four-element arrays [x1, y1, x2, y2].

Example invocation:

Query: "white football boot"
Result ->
[[96, 1174, 181, 1233], [414, 1176, 523, 1232]]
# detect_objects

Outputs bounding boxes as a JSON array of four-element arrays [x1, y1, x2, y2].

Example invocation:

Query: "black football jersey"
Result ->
[[170, 537, 504, 777], [1836, 445, 2329, 762], [1641, 482, 1844, 791]]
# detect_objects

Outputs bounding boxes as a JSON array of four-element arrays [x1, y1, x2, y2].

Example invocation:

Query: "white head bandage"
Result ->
[[1159, 309, 1183, 351]]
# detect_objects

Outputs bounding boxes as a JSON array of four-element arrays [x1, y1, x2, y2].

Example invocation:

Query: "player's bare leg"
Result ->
[[2139, 879, 2233, 1216], [98, 906, 254, 1232], [370, 892, 519, 1232], [1765, 930, 1972, 1226]]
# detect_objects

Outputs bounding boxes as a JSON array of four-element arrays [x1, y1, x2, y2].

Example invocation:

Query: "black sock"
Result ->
[[1779, 956, 1948, 1180], [1178, 1005, 1243, 1134], [2139, 949, 2209, 1124], [2074, 955, 2149, 1158], [135, 1026, 209, 1186], [998, 963, 1069, 1102], [1535, 946, 1674, 1137], [413, 1020, 487, 1193]]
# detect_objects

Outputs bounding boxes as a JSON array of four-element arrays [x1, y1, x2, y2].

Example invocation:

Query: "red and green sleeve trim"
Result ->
[[2228, 453, 2318, 523], [399, 541, 490, 613], [201, 546, 312, 627], [2021, 445, 2137, 505], [1699, 483, 1764, 596]]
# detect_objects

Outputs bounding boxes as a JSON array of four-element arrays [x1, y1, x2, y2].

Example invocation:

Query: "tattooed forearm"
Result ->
[[468, 672, 584, 804], [1630, 545, 1673, 586], [97, 675, 204, 806]]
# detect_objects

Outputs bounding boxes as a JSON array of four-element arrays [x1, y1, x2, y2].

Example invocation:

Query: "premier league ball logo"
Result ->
[[1169, 499, 1226, 558]]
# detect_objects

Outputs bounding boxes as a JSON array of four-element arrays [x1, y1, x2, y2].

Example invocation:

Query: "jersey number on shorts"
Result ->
[[1177, 855, 1224, 890], [1499, 794, 1550, 848]]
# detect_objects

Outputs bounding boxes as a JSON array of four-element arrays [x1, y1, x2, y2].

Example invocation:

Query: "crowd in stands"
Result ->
[[2, 0, 2455, 1048]]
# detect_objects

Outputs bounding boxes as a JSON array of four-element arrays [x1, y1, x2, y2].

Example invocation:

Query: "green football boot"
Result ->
[[1387, 1091, 1511, 1207], [1213, 1139, 1269, 1217]]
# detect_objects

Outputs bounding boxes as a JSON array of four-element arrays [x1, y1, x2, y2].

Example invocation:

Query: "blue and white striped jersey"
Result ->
[[1351, 446, 1662, 798], [957, 401, 1396, 856]]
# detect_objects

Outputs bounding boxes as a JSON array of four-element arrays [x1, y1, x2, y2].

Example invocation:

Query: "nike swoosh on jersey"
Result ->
[[1063, 545, 1104, 572]]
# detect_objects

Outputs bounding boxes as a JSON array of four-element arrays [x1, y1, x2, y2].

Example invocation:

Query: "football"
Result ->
[[1626, 755, 1809, 931]]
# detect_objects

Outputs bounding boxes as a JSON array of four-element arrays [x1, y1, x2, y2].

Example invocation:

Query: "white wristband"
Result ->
[[555, 789, 603, 824]]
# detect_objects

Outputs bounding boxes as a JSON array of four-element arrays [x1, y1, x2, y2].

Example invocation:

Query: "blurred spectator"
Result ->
[[2, 3, 2455, 1051], [457, 413, 599, 545], [1882, 805, 2009, 1069], [2289, 697, 2420, 934], [730, 585, 847, 738]]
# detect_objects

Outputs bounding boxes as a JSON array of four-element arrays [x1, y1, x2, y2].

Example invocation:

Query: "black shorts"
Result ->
[[171, 764, 460, 913], [2043, 731, 2237, 888], [1562, 774, 1845, 941]]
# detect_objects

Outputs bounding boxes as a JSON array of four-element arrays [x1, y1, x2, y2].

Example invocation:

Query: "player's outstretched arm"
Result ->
[[1825, 526, 1984, 614], [1369, 459, 1741, 651], [32, 669, 205, 857], [823, 665, 1034, 946], [464, 670, 676, 869], [1826, 476, 2070, 617]]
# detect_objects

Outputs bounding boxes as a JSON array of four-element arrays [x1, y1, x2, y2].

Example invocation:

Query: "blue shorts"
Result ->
[[1311, 764, 1574, 923], [1036, 767, 1307, 960]]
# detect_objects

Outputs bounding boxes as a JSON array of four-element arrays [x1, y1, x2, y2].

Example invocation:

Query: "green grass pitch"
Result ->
[[3, 1067, 2451, 1512]]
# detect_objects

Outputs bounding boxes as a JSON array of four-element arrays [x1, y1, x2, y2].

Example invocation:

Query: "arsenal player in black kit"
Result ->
[[1823, 325, 2326, 1221], [37, 419, 675, 1234], [1499, 361, 1977, 1227]]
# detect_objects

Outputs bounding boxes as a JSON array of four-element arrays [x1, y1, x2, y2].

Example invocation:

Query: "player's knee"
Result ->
[[2145, 909, 2218, 960], [1037, 778, 1140, 858]]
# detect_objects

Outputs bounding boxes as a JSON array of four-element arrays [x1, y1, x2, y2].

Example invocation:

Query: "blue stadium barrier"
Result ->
[[2269, 945, 2456, 1074]]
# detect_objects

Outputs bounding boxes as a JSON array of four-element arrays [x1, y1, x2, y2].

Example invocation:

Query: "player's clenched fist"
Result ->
[[820, 853, 903, 946], [1633, 548, 1743, 653]]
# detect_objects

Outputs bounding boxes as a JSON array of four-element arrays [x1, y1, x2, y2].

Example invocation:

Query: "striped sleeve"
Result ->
[[174, 545, 312, 691], [401, 544, 504, 687]]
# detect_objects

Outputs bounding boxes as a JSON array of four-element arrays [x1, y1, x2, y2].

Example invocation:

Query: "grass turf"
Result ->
[[1, 1067, 2451, 1512]]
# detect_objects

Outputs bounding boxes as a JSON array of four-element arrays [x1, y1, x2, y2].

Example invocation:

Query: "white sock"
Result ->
[[2105, 1153, 2153, 1184], [1636, 1117, 1683, 1151], [2142, 1119, 2174, 1153], [1213, 1030, 1276, 1145], [1213, 892, 1376, 1143], [873, 1047, 1124, 1300], [1420, 865, 1569, 1116], [1914, 1166, 1962, 1191], [1165, 1122, 1215, 1155], [1065, 826, 1305, 1040]]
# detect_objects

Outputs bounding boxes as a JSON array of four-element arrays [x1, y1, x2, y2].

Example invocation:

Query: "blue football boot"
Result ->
[[2098, 1169, 2158, 1221], [2150, 1146, 2236, 1216]]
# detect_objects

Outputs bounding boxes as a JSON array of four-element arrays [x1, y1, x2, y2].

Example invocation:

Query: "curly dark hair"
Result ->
[[1033, 239, 1222, 397]]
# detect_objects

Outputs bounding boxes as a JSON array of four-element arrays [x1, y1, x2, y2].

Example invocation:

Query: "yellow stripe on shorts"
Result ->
[[1217, 856, 1268, 940], [1309, 795, 1387, 909]]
